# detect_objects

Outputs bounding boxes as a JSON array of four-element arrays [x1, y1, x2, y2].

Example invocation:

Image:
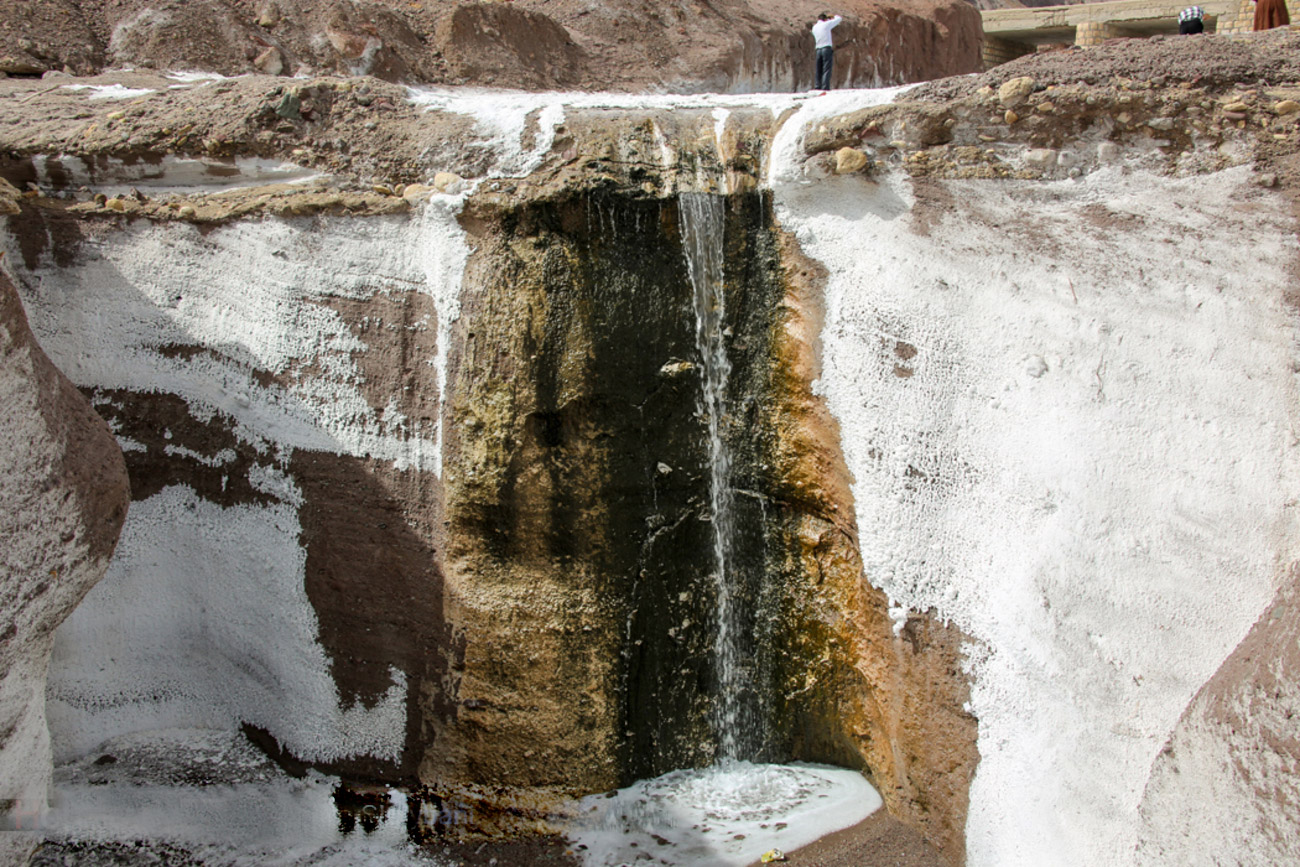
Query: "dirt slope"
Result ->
[[0, 0, 982, 92]]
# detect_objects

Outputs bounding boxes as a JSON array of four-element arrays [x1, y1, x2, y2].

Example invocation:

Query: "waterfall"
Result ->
[[678, 191, 752, 763]]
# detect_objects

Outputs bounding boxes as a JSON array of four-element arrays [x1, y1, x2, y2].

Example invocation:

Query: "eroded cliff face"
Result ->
[[0, 267, 130, 863], [6, 30, 1300, 867], [0, 0, 981, 93]]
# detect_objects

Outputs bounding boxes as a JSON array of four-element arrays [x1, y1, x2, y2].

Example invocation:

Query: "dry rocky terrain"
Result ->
[[0, 0, 981, 92]]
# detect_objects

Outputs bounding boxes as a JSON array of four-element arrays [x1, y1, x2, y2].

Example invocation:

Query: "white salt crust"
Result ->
[[4, 203, 469, 766], [47, 486, 408, 765], [769, 99, 1300, 865], [4, 84, 1298, 864]]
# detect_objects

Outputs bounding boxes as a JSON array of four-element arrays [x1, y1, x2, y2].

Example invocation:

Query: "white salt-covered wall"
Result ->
[[773, 140, 1300, 862], [0, 203, 469, 766]]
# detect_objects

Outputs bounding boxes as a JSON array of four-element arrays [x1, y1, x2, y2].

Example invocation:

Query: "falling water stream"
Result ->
[[678, 191, 747, 762], [566, 192, 882, 867]]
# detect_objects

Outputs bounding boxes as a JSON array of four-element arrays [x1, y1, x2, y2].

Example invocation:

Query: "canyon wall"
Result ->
[[0, 0, 982, 93], [0, 263, 130, 863], [5, 30, 1300, 867]]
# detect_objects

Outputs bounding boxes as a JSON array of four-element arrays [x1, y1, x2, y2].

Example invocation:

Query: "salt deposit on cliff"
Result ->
[[14, 205, 467, 766], [6, 31, 1300, 863], [769, 98, 1300, 864]]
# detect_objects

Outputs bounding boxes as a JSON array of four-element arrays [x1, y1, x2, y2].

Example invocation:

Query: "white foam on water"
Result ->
[[568, 762, 881, 867]]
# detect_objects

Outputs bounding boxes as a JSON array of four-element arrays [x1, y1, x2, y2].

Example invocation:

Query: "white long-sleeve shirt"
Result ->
[[812, 15, 842, 49]]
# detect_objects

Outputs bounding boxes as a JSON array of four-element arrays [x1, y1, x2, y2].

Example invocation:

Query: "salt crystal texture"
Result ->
[[770, 95, 1300, 865]]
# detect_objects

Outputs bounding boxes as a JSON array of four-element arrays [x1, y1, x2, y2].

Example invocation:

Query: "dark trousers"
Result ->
[[815, 47, 834, 90], [1179, 17, 1204, 33]]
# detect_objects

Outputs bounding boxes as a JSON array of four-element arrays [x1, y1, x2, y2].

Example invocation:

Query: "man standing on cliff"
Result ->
[[812, 12, 843, 91]]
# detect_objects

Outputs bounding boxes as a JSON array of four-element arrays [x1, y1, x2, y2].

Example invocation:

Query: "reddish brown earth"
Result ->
[[0, 0, 982, 92]]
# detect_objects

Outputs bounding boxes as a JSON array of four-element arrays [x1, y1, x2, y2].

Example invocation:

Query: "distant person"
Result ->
[[1178, 5, 1205, 33], [812, 12, 843, 91], [1254, 0, 1290, 29]]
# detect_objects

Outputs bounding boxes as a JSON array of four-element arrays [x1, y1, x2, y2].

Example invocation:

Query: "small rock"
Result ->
[[998, 76, 1036, 108], [833, 147, 869, 174], [657, 463, 673, 475], [373, 184, 393, 196], [1223, 111, 1247, 121], [1025, 355, 1048, 378], [401, 183, 433, 203], [1004, 110, 1019, 125], [1146, 117, 1175, 131], [354, 93, 374, 107], [254, 46, 283, 76], [93, 193, 107, 206], [1274, 100, 1300, 116], [432, 172, 465, 194], [1035, 101, 1055, 114], [257, 1, 280, 27], [1223, 101, 1250, 113], [1115, 112, 1132, 125], [1254, 172, 1278, 188], [106, 110, 126, 122], [274, 91, 301, 121], [978, 134, 997, 142], [179, 205, 197, 218], [1097, 142, 1120, 162], [658, 360, 695, 378], [104, 197, 127, 212], [1025, 149, 1057, 170]]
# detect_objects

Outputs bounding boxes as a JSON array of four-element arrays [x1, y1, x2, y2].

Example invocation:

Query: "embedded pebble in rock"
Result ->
[[834, 147, 870, 174], [432, 171, 464, 194], [998, 77, 1035, 108], [1024, 148, 1057, 169]]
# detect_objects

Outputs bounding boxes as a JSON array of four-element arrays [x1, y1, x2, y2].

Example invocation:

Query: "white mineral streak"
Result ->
[[769, 93, 1300, 866], [59, 83, 156, 100], [417, 195, 470, 477]]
